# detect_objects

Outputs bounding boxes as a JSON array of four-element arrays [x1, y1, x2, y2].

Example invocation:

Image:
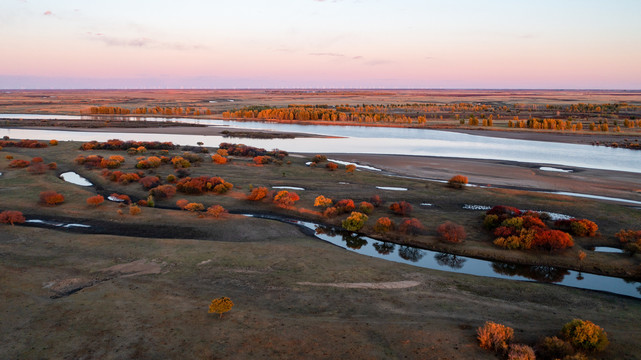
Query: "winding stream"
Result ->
[[243, 214, 641, 299]]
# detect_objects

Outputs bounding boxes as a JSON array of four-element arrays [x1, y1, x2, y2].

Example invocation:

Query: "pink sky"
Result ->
[[1, 0, 640, 89]]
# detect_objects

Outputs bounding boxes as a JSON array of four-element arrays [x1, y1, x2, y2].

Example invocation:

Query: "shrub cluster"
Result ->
[[273, 190, 300, 207], [555, 219, 598, 237], [389, 201, 412, 216], [436, 221, 467, 243], [616, 229, 641, 254], [176, 176, 233, 195], [0, 139, 48, 148], [80, 139, 175, 151], [76, 154, 125, 169], [484, 206, 574, 251], [218, 142, 288, 159]]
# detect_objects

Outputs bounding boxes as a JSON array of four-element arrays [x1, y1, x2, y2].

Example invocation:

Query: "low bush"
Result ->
[[477, 321, 514, 354], [560, 319, 609, 352], [437, 221, 466, 243]]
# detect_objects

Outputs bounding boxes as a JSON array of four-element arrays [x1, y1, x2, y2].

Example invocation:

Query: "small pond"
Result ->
[[591, 246, 625, 254], [273, 186, 305, 191], [376, 186, 408, 191], [59, 172, 93, 187]]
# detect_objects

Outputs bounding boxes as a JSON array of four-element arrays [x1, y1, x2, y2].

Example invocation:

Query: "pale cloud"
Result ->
[[88, 33, 207, 51], [309, 52, 344, 57]]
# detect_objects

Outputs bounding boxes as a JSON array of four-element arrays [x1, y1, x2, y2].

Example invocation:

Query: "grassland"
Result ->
[[2, 89, 641, 359]]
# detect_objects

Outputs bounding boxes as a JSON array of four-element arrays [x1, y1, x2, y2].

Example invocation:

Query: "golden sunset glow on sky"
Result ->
[[1, 0, 640, 89]]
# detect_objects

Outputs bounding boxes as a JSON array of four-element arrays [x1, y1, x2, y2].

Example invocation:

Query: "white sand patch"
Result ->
[[101, 259, 164, 277]]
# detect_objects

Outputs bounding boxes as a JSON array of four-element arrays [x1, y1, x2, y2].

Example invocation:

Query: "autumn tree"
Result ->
[[273, 190, 300, 207], [39, 191, 64, 206], [560, 319, 609, 352], [313, 195, 333, 208], [342, 212, 368, 231], [477, 321, 514, 354], [86, 195, 105, 207], [129, 205, 141, 215], [206, 205, 226, 218], [373, 217, 394, 234], [389, 201, 412, 216], [208, 297, 234, 318], [176, 199, 189, 209], [184, 203, 205, 212], [247, 187, 269, 201], [437, 221, 466, 243], [448, 175, 468, 189], [334, 199, 355, 214], [345, 164, 356, 173], [358, 201, 374, 215], [212, 154, 228, 164], [0, 210, 26, 225], [326, 162, 338, 171], [399, 218, 424, 235]]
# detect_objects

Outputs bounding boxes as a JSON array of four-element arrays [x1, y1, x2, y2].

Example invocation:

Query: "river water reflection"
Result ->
[[1, 114, 640, 173]]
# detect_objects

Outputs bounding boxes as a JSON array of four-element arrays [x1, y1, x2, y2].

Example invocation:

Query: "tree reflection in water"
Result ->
[[398, 246, 424, 262], [491, 263, 569, 283], [434, 253, 466, 269], [342, 233, 367, 250], [623, 278, 641, 295], [373, 242, 396, 255]]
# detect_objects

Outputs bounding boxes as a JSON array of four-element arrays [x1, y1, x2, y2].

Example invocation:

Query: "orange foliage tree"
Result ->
[[273, 190, 300, 207], [345, 164, 356, 173], [373, 217, 394, 234], [86, 195, 105, 207], [247, 187, 269, 201], [212, 154, 228, 164], [149, 184, 177, 199], [208, 297, 234, 318], [326, 162, 338, 171], [0, 210, 26, 225], [39, 191, 64, 206], [176, 199, 189, 209], [206, 205, 226, 218], [129, 205, 141, 215], [448, 175, 468, 189], [334, 199, 356, 214], [184, 203, 205, 212], [313, 195, 333, 208], [477, 321, 514, 354]]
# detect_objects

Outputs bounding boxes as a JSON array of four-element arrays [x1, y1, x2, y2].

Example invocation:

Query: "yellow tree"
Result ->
[[208, 297, 234, 318]]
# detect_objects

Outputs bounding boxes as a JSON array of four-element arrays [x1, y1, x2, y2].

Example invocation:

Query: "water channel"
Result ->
[[1, 113, 640, 173]]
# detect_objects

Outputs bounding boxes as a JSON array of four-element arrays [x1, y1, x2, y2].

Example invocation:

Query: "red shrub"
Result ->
[[370, 195, 382, 207], [532, 229, 574, 250], [437, 221, 467, 243], [176, 199, 189, 209], [334, 199, 356, 214], [390, 201, 412, 216], [399, 218, 424, 235], [326, 162, 338, 171], [212, 154, 228, 164], [9, 159, 30, 168], [48, 162, 57, 170], [86, 195, 105, 206], [109, 193, 131, 204], [26, 162, 47, 174], [487, 206, 521, 217], [31, 157, 44, 163], [184, 202, 205, 212], [139, 176, 161, 190], [39, 191, 64, 206], [0, 210, 26, 225], [150, 184, 176, 199], [323, 207, 338, 218]]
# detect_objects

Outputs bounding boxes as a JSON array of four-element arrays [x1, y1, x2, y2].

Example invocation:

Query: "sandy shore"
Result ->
[[328, 153, 641, 204]]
